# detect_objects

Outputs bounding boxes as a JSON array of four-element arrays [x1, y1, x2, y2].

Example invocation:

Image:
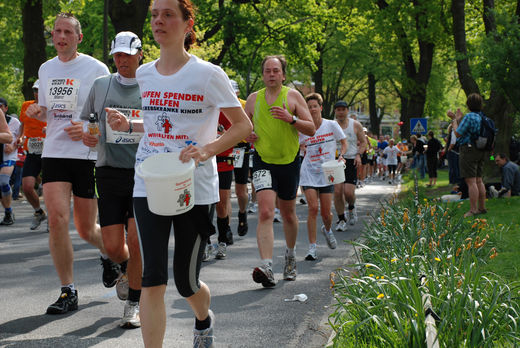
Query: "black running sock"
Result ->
[[217, 216, 229, 242], [120, 260, 128, 274], [338, 214, 346, 221], [128, 287, 141, 303], [35, 208, 44, 214], [348, 204, 355, 211], [195, 313, 211, 330], [238, 211, 247, 223]]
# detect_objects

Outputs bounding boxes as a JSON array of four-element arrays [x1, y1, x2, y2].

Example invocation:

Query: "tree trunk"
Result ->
[[22, 0, 46, 100], [368, 73, 379, 134], [108, 0, 151, 39]]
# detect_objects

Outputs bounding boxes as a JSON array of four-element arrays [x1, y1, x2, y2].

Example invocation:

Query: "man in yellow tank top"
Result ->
[[244, 55, 315, 287]]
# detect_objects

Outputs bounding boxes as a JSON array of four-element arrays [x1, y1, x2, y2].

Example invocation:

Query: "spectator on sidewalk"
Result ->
[[425, 130, 442, 187]]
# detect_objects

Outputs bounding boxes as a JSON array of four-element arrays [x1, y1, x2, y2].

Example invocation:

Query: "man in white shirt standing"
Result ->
[[26, 12, 111, 315], [383, 139, 401, 184]]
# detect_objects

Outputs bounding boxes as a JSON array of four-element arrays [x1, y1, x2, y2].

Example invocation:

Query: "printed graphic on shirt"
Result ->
[[47, 78, 80, 111]]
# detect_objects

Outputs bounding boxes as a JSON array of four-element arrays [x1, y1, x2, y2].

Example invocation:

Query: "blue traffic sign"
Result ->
[[410, 118, 427, 135]]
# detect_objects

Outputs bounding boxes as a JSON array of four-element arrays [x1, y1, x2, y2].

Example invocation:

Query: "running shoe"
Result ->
[[247, 202, 257, 214], [283, 255, 297, 281], [202, 243, 213, 262], [46, 287, 78, 314], [116, 273, 129, 301], [305, 245, 317, 261], [299, 197, 307, 205], [0, 212, 15, 226], [101, 257, 121, 288], [193, 309, 215, 348], [348, 208, 358, 226], [215, 242, 227, 260], [321, 226, 337, 249], [335, 220, 347, 232], [273, 208, 281, 223], [120, 301, 140, 329], [252, 265, 276, 287], [225, 229, 234, 245], [30, 210, 46, 230]]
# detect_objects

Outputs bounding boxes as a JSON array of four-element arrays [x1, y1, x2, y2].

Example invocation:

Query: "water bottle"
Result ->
[[88, 113, 99, 136]]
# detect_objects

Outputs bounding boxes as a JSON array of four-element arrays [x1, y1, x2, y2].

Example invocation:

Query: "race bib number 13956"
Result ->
[[47, 78, 80, 111]]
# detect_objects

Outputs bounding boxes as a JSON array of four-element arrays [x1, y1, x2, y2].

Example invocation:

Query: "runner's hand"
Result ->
[[180, 144, 209, 166], [270, 103, 292, 123], [245, 131, 258, 144], [4, 143, 15, 154], [64, 120, 84, 141], [106, 107, 129, 132], [354, 156, 362, 167], [82, 131, 99, 148], [26, 104, 42, 119]]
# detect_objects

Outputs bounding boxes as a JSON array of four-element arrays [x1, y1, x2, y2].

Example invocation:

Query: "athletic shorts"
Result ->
[[302, 185, 334, 194], [218, 170, 233, 190], [343, 158, 357, 185], [252, 153, 300, 200], [361, 153, 368, 165], [42, 158, 96, 199], [233, 144, 251, 185], [96, 166, 135, 227], [0, 160, 15, 168], [459, 144, 486, 178], [22, 154, 42, 178], [388, 164, 397, 174], [134, 198, 213, 295]]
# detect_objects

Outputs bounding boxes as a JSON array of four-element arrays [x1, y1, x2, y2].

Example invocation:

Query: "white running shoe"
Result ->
[[348, 208, 358, 226], [120, 301, 140, 328], [321, 226, 337, 249], [335, 220, 347, 232], [116, 273, 129, 301], [305, 244, 317, 261], [193, 309, 215, 348], [215, 242, 227, 259], [273, 208, 281, 223]]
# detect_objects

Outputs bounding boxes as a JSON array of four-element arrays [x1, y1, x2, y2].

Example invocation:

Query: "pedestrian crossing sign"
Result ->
[[410, 118, 427, 135]]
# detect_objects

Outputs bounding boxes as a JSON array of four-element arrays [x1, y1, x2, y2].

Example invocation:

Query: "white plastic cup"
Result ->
[[322, 160, 346, 184], [136, 152, 195, 216]]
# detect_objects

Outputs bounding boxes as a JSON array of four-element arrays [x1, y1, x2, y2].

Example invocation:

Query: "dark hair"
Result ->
[[496, 153, 509, 161], [305, 93, 323, 106], [261, 55, 287, 75], [55, 12, 82, 36], [427, 130, 434, 137], [466, 93, 483, 112]]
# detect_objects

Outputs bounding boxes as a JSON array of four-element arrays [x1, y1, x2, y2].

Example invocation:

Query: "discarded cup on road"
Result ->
[[284, 293, 308, 302]]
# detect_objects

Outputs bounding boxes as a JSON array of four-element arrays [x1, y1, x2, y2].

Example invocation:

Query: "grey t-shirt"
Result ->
[[80, 74, 141, 168], [502, 161, 520, 196]]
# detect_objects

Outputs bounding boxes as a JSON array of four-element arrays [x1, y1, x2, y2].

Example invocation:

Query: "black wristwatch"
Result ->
[[290, 115, 297, 125]]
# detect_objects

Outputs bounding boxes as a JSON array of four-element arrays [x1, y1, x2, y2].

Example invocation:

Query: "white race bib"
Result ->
[[27, 137, 44, 155], [232, 148, 245, 168], [106, 108, 144, 145], [47, 78, 80, 111], [252, 169, 272, 191]]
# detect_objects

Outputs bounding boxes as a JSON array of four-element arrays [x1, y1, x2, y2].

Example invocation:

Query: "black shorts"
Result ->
[[218, 170, 233, 190], [361, 153, 368, 165], [233, 144, 251, 185], [42, 158, 96, 198], [343, 158, 357, 185], [388, 164, 397, 174], [302, 185, 334, 194], [22, 154, 42, 178], [252, 153, 300, 200], [134, 199, 213, 296], [96, 166, 135, 227]]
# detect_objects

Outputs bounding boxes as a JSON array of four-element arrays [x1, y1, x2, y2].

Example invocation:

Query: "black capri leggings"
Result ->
[[134, 198, 214, 297], [427, 156, 438, 178]]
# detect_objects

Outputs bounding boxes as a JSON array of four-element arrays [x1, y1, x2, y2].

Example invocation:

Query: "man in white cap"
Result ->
[[25, 12, 111, 315], [19, 79, 48, 230], [81, 31, 143, 328]]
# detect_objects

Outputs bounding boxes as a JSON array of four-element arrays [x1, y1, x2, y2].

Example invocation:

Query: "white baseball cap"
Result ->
[[110, 31, 142, 55], [32, 80, 39, 89]]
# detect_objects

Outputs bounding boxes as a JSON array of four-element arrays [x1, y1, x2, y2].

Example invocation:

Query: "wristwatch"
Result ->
[[290, 115, 297, 125]]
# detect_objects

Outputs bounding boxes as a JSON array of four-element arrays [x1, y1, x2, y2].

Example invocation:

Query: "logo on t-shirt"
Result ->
[[156, 113, 173, 134]]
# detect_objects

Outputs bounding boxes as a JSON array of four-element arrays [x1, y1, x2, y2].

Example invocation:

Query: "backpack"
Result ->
[[473, 112, 497, 151]]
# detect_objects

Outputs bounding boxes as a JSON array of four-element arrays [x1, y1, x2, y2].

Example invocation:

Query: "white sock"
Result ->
[[100, 253, 108, 259], [64, 283, 75, 292], [261, 259, 272, 268], [286, 247, 295, 257]]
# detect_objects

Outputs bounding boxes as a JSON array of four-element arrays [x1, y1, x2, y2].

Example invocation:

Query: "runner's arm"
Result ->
[[0, 109, 13, 144]]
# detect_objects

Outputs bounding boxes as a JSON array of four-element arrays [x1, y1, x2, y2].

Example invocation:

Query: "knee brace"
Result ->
[[0, 174, 11, 197]]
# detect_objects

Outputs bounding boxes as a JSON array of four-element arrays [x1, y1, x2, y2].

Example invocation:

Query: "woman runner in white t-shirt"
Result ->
[[106, 1, 252, 346]]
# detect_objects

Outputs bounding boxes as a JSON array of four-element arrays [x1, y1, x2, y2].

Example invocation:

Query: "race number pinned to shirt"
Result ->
[[232, 148, 245, 168], [27, 137, 44, 155], [106, 108, 144, 145], [252, 169, 272, 191], [47, 78, 80, 111]]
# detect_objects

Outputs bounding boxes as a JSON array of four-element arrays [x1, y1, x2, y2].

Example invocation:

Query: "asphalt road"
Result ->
[[0, 180, 396, 348]]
